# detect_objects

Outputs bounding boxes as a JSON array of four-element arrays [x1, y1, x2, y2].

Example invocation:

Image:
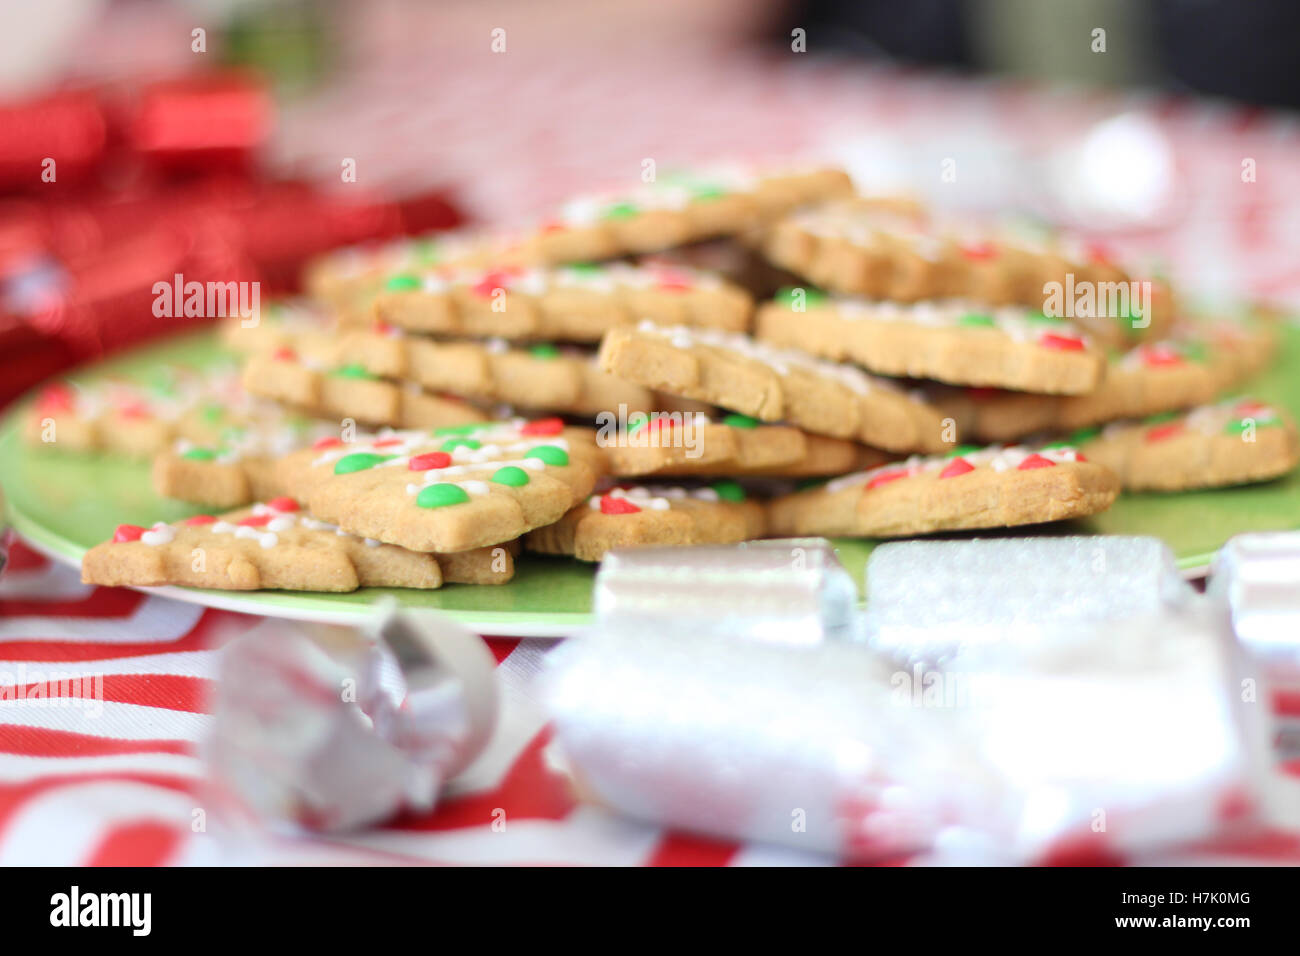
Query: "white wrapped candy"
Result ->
[[864, 536, 1195, 665], [546, 629, 957, 860], [593, 538, 860, 644]]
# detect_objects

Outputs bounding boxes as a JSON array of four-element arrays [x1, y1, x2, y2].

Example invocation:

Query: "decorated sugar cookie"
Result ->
[[1073, 398, 1299, 491], [241, 349, 490, 430], [930, 314, 1280, 442], [756, 290, 1105, 395], [761, 198, 1174, 346], [224, 304, 655, 418], [598, 320, 949, 453], [526, 482, 767, 561], [767, 442, 1119, 538], [274, 418, 605, 552], [81, 497, 514, 592], [369, 260, 753, 341], [602, 411, 890, 478]]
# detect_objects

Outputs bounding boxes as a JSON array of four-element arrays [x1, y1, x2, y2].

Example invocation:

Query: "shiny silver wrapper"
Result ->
[[205, 608, 498, 831], [1209, 532, 1300, 695], [546, 629, 968, 860], [925, 607, 1275, 863], [593, 538, 860, 644], [864, 536, 1195, 666], [549, 607, 1272, 862]]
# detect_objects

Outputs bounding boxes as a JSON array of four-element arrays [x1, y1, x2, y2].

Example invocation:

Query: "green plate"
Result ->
[[3, 327, 1300, 636]]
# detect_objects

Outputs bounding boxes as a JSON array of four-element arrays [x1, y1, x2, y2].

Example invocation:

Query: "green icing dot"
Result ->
[[181, 447, 217, 461], [711, 480, 745, 503], [334, 452, 393, 474], [529, 343, 560, 359], [722, 414, 760, 429], [775, 285, 827, 308], [566, 263, 605, 278], [796, 477, 830, 491], [958, 313, 995, 328], [625, 414, 651, 435], [1069, 426, 1102, 443], [417, 483, 470, 508], [525, 445, 570, 466], [1224, 417, 1279, 435], [201, 403, 225, 424], [411, 240, 441, 265], [491, 466, 531, 487], [332, 363, 377, 380], [1026, 311, 1064, 324], [601, 202, 639, 220], [1041, 440, 1072, 450], [1143, 411, 1180, 425], [441, 438, 481, 452], [945, 443, 981, 458], [385, 273, 421, 292], [433, 423, 484, 436], [689, 184, 727, 201], [1181, 341, 1209, 364]]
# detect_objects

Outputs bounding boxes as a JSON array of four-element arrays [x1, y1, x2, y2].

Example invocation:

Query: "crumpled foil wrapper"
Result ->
[[594, 538, 860, 644], [205, 609, 498, 832], [864, 536, 1195, 666]]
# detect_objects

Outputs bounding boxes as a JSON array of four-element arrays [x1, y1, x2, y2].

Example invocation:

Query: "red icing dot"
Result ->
[[1084, 240, 1114, 267], [939, 457, 976, 479], [521, 417, 564, 436], [1038, 332, 1087, 352], [1017, 453, 1057, 470], [371, 437, 405, 448], [113, 524, 145, 543], [373, 320, 395, 335], [965, 387, 1002, 403], [1234, 400, 1270, 415], [237, 514, 272, 527], [539, 220, 566, 235], [184, 514, 217, 526], [1141, 347, 1183, 368], [599, 495, 642, 515], [265, 497, 299, 513], [1145, 422, 1185, 444], [272, 347, 298, 361], [312, 436, 343, 450], [409, 451, 453, 471], [36, 383, 75, 414], [657, 278, 692, 293], [118, 401, 150, 420], [866, 469, 909, 490], [471, 270, 515, 299], [960, 241, 998, 262], [1074, 452, 1088, 462]]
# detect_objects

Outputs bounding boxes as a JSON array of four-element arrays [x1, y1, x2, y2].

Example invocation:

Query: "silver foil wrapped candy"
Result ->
[[863, 536, 1196, 666], [593, 538, 860, 644], [1210, 531, 1300, 695], [205, 608, 498, 831], [545, 628, 958, 860]]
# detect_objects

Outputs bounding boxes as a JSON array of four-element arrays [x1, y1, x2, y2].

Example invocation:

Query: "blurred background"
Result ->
[[4, 0, 1300, 403]]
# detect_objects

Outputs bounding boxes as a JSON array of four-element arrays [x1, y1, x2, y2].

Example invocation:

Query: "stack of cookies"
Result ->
[[34, 163, 1294, 594]]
